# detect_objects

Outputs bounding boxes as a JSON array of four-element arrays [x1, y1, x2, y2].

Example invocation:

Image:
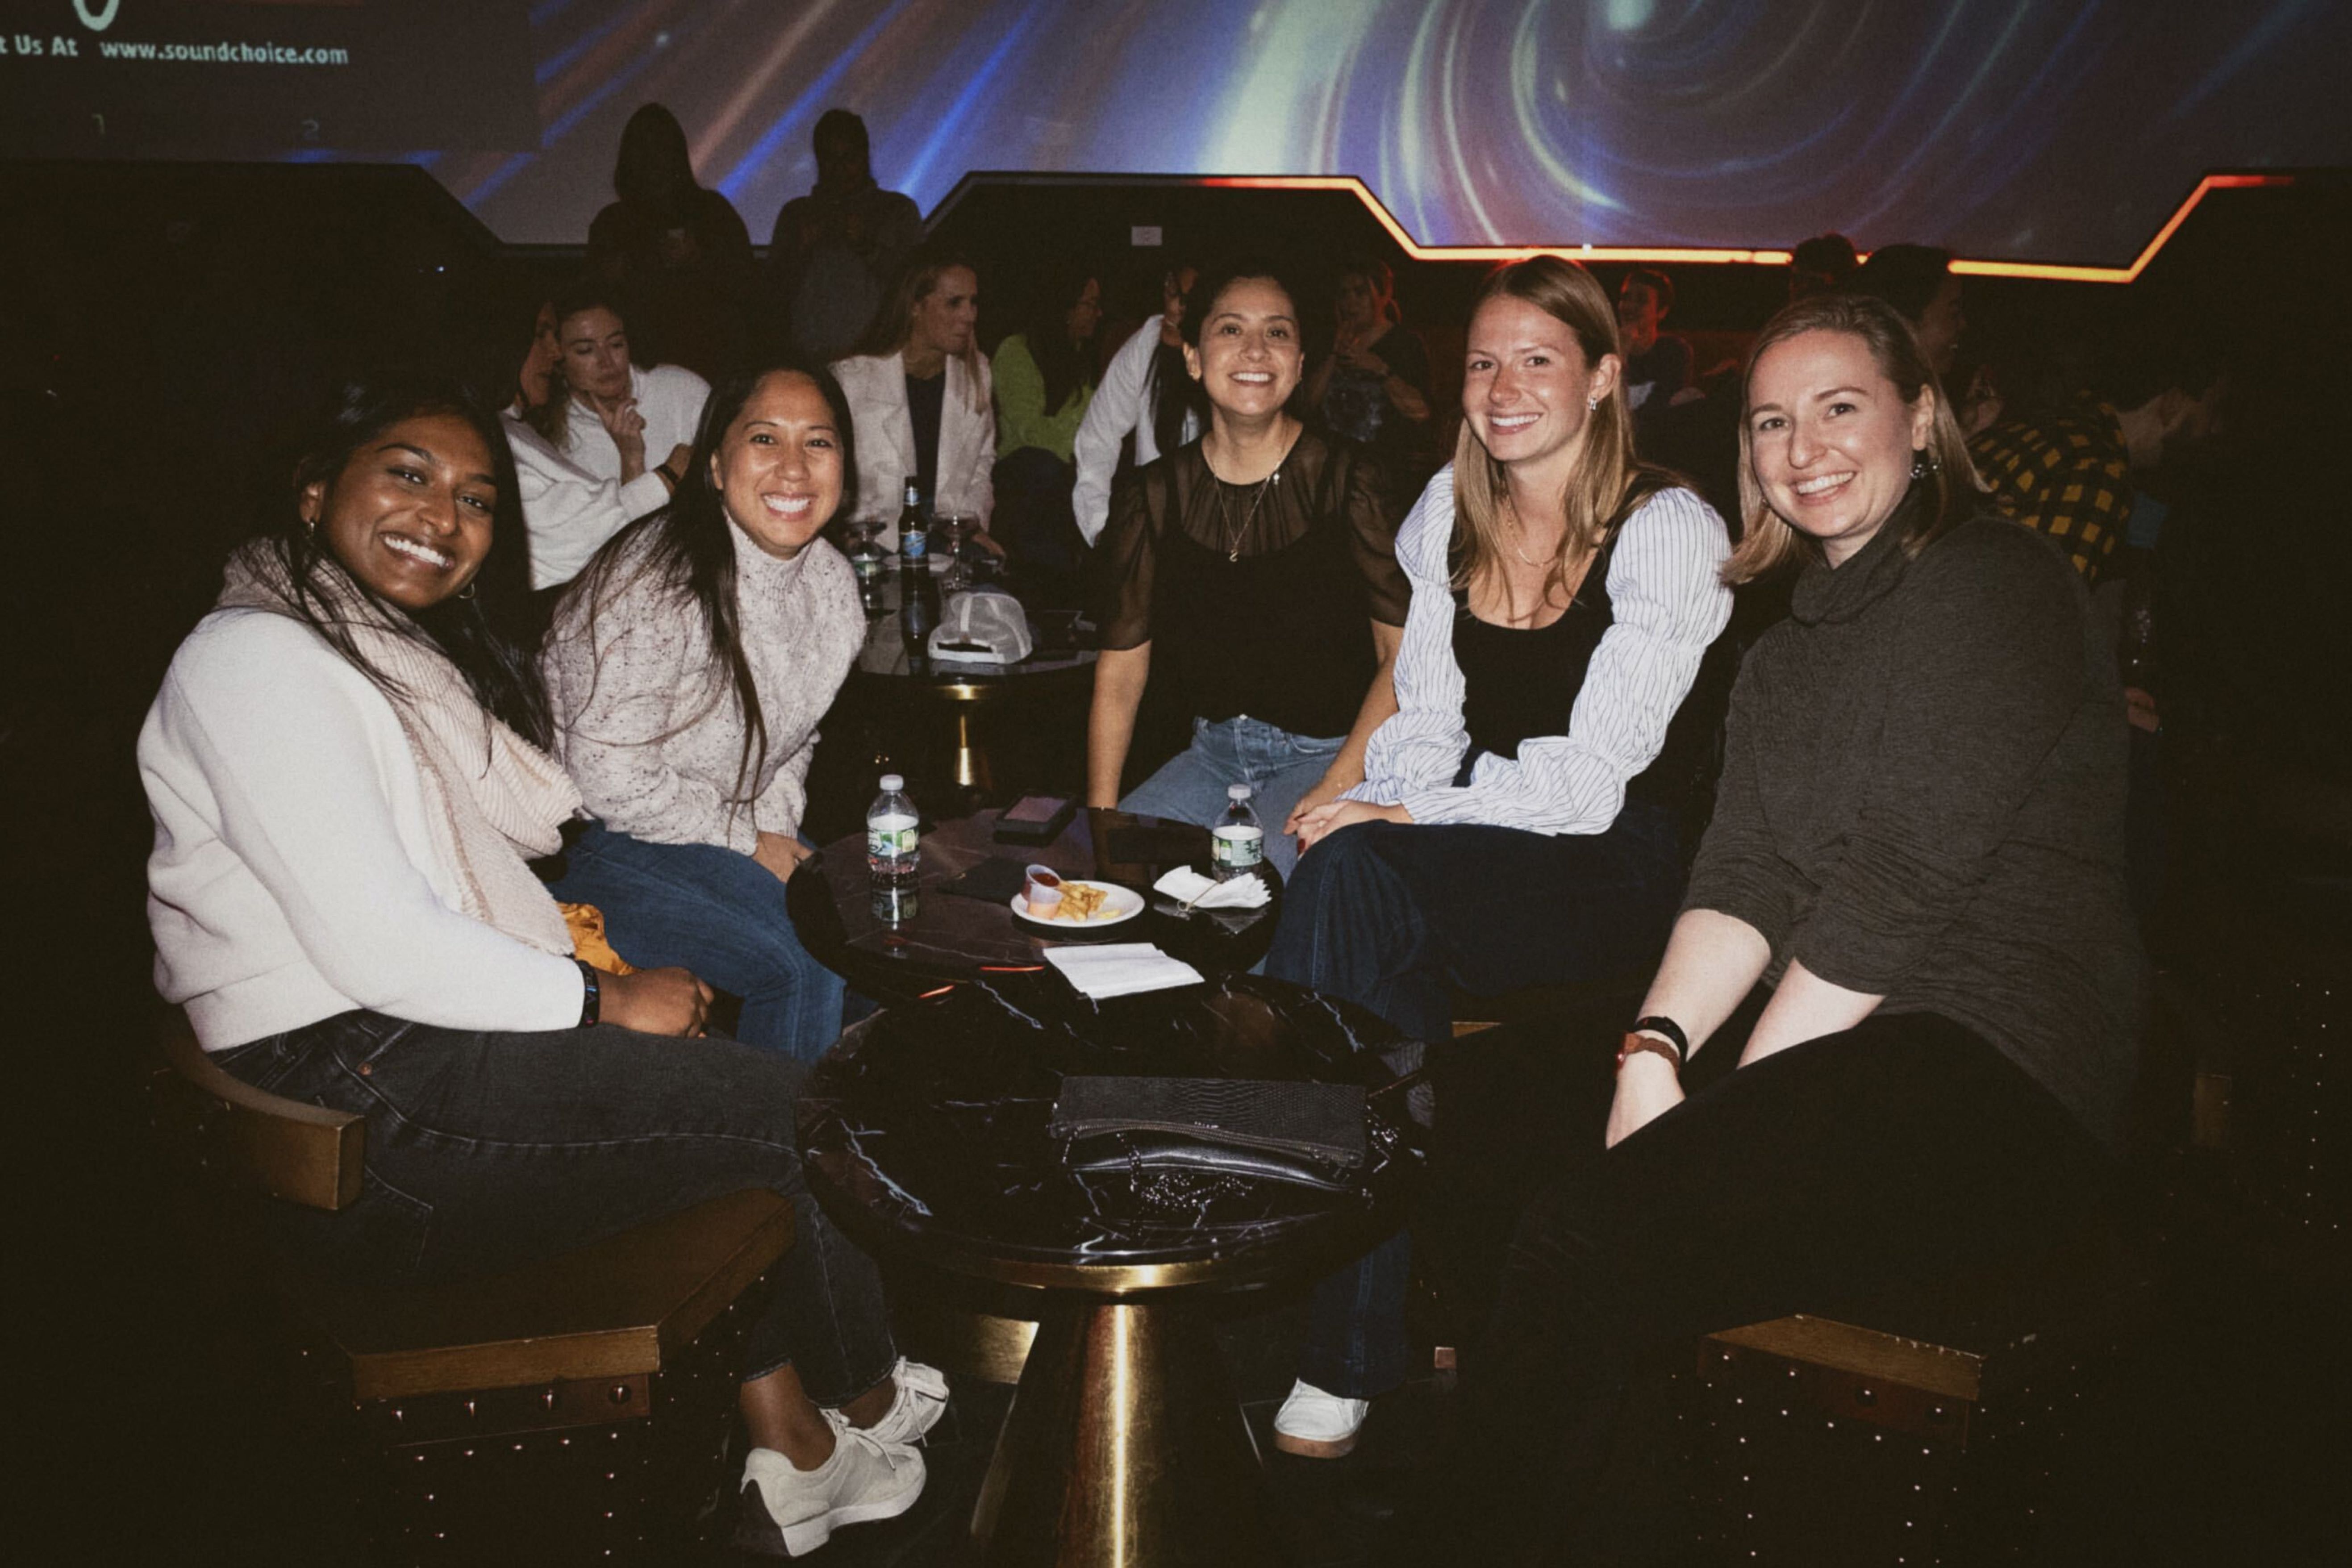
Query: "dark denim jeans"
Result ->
[[1401, 1010, 2102, 1564], [546, 820, 848, 1065], [216, 1009, 897, 1402], [1265, 808, 1685, 1399]]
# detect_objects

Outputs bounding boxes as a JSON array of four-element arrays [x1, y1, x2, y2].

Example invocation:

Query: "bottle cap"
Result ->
[[880, 774, 905, 792], [1228, 783, 1252, 800]]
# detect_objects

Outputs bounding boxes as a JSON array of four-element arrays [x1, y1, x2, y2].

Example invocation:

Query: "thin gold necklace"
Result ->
[[1217, 473, 1275, 562], [1205, 428, 1299, 562], [1505, 499, 1564, 570]]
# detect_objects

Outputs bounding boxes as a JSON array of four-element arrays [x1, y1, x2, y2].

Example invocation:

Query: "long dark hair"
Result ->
[[1140, 262, 1202, 459], [276, 371, 551, 746], [612, 102, 698, 216], [557, 359, 859, 799], [523, 279, 635, 450], [1024, 267, 1101, 417]]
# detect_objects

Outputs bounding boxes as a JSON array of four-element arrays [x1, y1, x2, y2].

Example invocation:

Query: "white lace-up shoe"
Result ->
[[859, 1357, 951, 1447], [736, 1426, 926, 1557], [1272, 1378, 1371, 1458]]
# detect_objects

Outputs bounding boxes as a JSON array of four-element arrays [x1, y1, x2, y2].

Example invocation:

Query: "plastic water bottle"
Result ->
[[867, 774, 920, 889], [1211, 783, 1264, 879]]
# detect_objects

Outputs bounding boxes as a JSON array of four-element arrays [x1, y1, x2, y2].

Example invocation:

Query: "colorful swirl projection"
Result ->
[[372, 1, 2352, 259]]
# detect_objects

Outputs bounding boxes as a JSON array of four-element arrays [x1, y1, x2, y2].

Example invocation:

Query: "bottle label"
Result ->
[[1211, 824, 1264, 868], [868, 817, 919, 857], [902, 530, 928, 559]]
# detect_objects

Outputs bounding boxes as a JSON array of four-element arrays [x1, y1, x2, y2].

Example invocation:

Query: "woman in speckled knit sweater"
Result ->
[[542, 359, 867, 1064]]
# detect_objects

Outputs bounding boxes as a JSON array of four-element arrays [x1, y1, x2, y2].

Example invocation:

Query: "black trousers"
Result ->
[[1405, 1003, 2106, 1564]]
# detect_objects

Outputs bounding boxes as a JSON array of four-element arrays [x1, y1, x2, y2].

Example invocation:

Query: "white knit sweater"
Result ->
[[543, 522, 864, 852], [141, 610, 584, 1051]]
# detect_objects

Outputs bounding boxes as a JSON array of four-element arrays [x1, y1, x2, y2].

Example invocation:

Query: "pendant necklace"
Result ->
[[1217, 472, 1276, 562], [1208, 428, 1297, 562]]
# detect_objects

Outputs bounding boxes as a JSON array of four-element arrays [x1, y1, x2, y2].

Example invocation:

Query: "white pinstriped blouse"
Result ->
[[1344, 464, 1733, 835]]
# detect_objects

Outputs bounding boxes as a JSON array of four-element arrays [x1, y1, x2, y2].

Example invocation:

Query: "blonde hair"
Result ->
[[856, 250, 986, 411], [1449, 255, 1667, 601], [1725, 292, 1985, 584]]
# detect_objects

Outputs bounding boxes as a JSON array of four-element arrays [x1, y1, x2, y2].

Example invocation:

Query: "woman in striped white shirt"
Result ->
[[1262, 254, 1732, 1459]]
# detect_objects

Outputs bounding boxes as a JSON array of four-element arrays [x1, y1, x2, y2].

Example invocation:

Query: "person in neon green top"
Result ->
[[991, 269, 1105, 593], [993, 272, 1104, 462]]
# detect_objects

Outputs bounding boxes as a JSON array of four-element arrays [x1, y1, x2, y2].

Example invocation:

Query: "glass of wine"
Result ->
[[936, 511, 976, 591]]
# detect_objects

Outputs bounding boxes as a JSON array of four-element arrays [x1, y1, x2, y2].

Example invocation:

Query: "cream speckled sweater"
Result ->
[[543, 522, 863, 852]]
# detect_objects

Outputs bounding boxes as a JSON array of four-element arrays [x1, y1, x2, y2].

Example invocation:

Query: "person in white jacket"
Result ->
[[1070, 262, 1200, 546], [504, 284, 709, 590], [142, 371, 942, 1552], [830, 252, 993, 548]]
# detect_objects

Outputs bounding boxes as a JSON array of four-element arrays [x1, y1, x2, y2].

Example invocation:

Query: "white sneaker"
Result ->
[[737, 1427, 926, 1557], [1272, 1378, 1371, 1459], [855, 1357, 951, 1448]]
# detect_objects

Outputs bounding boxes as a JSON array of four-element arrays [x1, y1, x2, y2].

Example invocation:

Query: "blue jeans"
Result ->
[[1267, 809, 1685, 1399], [546, 821, 848, 1064], [216, 1010, 899, 1401], [1118, 715, 1346, 879]]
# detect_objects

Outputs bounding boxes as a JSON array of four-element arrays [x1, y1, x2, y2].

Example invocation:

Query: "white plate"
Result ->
[[1010, 880, 1145, 930]]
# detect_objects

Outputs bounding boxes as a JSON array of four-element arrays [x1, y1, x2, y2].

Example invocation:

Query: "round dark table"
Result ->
[[797, 972, 1418, 1566], [844, 564, 1095, 793], [786, 806, 1283, 1003]]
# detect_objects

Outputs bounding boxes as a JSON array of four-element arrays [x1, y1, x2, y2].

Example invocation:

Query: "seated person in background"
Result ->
[[1615, 265, 1694, 435], [512, 300, 561, 417], [1392, 291, 2139, 1565], [139, 372, 943, 1554], [585, 103, 758, 384], [767, 108, 925, 363], [1072, 261, 1202, 547], [1087, 258, 1406, 879], [1851, 242, 1966, 379], [832, 251, 993, 548], [1786, 231, 1859, 302], [542, 361, 866, 1066], [505, 284, 708, 591], [1303, 255, 1435, 509], [1971, 319, 2227, 588], [990, 267, 1104, 584], [1264, 256, 1731, 1459]]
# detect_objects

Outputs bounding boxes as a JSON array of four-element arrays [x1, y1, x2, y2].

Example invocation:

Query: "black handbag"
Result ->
[[1051, 1076, 1368, 1193]]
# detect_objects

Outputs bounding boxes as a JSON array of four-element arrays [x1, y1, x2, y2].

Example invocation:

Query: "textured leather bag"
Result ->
[[1051, 1076, 1368, 1192]]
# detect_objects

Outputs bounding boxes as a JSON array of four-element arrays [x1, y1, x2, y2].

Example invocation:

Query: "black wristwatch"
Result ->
[[575, 959, 602, 1026], [1630, 1014, 1688, 1066]]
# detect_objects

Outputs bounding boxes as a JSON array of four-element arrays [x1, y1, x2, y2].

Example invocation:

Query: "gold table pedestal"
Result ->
[[971, 1294, 1280, 1567]]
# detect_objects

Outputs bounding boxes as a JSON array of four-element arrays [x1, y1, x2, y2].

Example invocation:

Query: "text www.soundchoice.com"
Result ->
[[0, 36, 354, 65]]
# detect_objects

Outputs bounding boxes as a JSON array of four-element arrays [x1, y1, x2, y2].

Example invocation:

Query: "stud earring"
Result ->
[[1587, 397, 1599, 413]]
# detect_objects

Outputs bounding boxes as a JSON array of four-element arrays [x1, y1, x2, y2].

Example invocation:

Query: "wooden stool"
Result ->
[[146, 1014, 794, 1564], [1690, 1218, 2146, 1566]]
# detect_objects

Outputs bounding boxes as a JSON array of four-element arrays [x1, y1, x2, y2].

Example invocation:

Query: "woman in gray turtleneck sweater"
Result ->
[[1413, 293, 2141, 1564], [542, 360, 865, 1065]]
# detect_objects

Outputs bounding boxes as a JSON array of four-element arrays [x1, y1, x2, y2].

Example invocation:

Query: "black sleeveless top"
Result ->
[[1096, 433, 1408, 738], [1450, 515, 1725, 813]]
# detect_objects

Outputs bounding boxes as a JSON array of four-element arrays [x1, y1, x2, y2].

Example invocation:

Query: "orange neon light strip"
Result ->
[[1193, 171, 2298, 282]]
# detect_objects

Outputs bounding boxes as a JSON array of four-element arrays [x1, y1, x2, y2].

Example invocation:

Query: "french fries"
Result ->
[[1053, 882, 1111, 922]]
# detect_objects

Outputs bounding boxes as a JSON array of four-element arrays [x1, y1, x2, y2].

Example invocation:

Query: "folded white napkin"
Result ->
[[1043, 942, 1205, 1000], [1151, 867, 1272, 909]]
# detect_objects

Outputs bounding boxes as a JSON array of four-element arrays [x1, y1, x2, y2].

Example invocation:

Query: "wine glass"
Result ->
[[936, 511, 976, 591]]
